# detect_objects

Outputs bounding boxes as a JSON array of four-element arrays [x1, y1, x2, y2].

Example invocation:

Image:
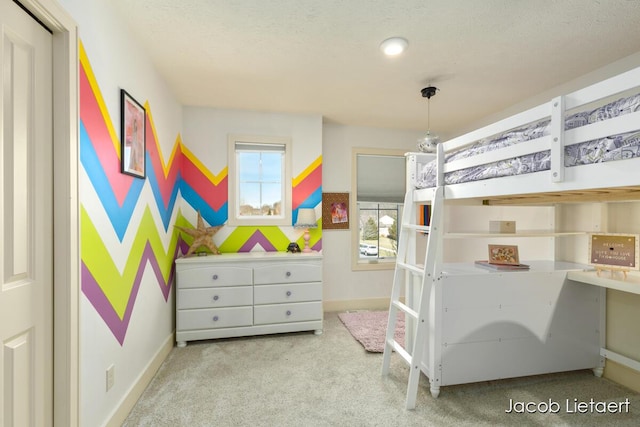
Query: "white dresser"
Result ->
[[175, 252, 323, 347]]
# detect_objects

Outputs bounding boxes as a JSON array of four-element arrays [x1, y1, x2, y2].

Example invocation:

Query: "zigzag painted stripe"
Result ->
[[81, 206, 177, 313], [293, 155, 322, 187], [80, 122, 145, 240], [80, 207, 188, 344], [79, 44, 132, 206], [79, 42, 323, 343], [81, 239, 188, 345], [144, 111, 181, 212], [293, 161, 322, 210], [145, 102, 181, 180]]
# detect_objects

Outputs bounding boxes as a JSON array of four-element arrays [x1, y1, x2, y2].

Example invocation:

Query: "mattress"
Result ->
[[416, 92, 640, 189]]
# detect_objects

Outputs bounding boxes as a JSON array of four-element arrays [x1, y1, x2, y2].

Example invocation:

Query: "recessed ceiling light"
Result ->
[[380, 37, 408, 56]]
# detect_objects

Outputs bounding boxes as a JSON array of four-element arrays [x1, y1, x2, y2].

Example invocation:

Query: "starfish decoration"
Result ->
[[175, 211, 223, 256]]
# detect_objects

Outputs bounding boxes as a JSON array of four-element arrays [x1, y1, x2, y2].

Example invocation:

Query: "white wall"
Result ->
[[457, 51, 640, 137], [182, 107, 321, 184], [322, 124, 424, 309], [58, 0, 182, 425]]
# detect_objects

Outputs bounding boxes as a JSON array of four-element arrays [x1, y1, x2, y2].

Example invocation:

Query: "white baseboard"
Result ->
[[105, 333, 174, 427], [323, 297, 392, 313]]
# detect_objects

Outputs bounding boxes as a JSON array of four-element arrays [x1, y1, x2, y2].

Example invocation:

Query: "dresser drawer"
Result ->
[[177, 265, 252, 288], [253, 263, 321, 285], [254, 282, 321, 305], [254, 301, 322, 325], [178, 286, 253, 309], [178, 306, 253, 330]]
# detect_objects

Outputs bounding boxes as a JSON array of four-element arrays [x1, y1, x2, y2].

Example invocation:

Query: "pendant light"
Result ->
[[417, 86, 440, 153]]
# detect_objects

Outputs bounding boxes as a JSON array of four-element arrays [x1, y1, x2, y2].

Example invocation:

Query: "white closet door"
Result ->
[[0, 1, 53, 425]]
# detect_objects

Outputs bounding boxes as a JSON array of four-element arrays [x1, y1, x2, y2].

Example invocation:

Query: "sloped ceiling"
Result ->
[[113, 0, 640, 141]]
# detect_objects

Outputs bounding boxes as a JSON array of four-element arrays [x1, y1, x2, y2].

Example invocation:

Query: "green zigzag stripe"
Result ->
[[81, 206, 190, 318], [219, 226, 292, 253]]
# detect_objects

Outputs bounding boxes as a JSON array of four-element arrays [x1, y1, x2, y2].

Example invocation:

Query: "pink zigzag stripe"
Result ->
[[81, 241, 183, 345]]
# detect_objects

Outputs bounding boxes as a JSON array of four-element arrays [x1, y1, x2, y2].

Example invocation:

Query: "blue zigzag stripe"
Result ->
[[146, 160, 180, 231], [179, 180, 228, 226], [80, 121, 144, 241], [300, 187, 322, 209]]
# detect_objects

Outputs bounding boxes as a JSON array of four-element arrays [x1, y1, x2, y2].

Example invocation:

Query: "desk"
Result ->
[[567, 270, 640, 374]]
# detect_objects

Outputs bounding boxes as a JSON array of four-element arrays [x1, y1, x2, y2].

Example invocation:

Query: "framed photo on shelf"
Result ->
[[589, 233, 639, 270], [322, 192, 349, 230], [120, 89, 146, 178], [488, 244, 520, 265]]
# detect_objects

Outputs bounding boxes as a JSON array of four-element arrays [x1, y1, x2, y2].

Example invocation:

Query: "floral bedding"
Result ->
[[416, 92, 640, 188]]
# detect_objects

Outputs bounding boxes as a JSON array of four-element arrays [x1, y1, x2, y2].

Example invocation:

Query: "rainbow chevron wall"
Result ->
[[80, 44, 322, 345]]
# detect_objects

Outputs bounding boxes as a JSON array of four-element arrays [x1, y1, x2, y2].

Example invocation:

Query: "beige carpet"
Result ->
[[123, 312, 640, 426], [338, 310, 404, 352]]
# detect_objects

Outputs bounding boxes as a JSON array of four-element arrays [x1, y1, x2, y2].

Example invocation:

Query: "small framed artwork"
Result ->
[[589, 233, 639, 271], [120, 89, 146, 178], [322, 192, 349, 230], [488, 244, 520, 265]]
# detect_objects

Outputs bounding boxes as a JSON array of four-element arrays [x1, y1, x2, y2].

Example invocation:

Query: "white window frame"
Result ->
[[227, 134, 292, 226], [351, 147, 406, 271]]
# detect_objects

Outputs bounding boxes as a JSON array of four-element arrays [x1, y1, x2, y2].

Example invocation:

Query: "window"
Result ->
[[351, 148, 406, 270], [228, 135, 292, 226], [358, 202, 401, 258]]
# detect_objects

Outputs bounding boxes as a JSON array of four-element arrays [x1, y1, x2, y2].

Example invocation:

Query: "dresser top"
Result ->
[[175, 251, 323, 264]]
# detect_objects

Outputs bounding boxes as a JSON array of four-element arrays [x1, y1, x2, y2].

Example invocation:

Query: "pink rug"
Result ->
[[338, 311, 405, 353]]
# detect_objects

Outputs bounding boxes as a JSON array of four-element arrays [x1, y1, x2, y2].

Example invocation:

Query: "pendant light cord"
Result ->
[[427, 97, 431, 132]]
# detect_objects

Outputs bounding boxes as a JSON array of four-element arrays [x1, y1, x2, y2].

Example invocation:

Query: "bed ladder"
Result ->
[[381, 185, 443, 410]]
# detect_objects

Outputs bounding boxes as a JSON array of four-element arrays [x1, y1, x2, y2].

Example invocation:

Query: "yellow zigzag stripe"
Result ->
[[79, 41, 120, 157], [293, 155, 322, 186], [180, 143, 228, 185], [144, 101, 184, 179], [81, 205, 182, 319]]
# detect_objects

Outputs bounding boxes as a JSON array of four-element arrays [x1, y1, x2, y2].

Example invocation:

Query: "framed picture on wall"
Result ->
[[120, 89, 146, 178], [322, 192, 349, 230]]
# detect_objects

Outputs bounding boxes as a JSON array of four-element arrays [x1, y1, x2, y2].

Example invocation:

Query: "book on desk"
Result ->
[[474, 260, 530, 271]]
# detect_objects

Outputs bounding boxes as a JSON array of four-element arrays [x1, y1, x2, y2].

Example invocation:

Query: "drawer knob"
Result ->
[[286, 310, 292, 316], [213, 315, 219, 322], [213, 295, 219, 301], [286, 271, 291, 277], [286, 291, 292, 297], [212, 274, 219, 280]]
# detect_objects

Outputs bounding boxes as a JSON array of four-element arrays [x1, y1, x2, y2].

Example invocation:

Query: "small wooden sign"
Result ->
[[589, 234, 639, 278]]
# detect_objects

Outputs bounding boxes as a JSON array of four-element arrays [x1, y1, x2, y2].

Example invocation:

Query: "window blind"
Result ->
[[357, 154, 406, 203]]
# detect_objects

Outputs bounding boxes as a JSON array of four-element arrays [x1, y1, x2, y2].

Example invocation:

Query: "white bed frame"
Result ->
[[413, 65, 640, 203], [386, 65, 640, 408]]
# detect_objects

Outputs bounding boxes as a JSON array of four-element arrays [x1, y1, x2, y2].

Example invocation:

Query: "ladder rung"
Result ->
[[402, 224, 430, 233], [396, 262, 424, 276], [391, 300, 418, 320], [387, 339, 412, 365]]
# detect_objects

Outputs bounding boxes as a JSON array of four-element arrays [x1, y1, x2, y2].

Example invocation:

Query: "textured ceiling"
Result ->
[[112, 0, 640, 140]]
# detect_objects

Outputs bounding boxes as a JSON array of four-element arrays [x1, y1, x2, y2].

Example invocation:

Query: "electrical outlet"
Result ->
[[106, 364, 115, 391]]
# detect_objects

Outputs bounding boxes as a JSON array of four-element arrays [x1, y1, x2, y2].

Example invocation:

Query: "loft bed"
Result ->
[[385, 65, 640, 408], [408, 66, 640, 205]]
